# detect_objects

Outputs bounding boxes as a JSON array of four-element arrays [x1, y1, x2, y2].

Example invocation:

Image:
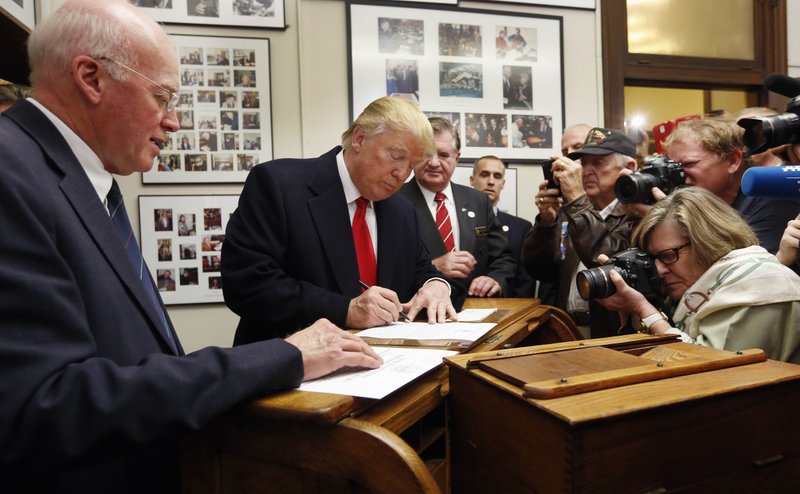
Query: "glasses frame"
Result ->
[[653, 242, 691, 265], [95, 55, 179, 113]]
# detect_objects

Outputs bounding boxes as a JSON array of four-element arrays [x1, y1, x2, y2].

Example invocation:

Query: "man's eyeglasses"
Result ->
[[95, 56, 179, 113], [653, 242, 691, 265]]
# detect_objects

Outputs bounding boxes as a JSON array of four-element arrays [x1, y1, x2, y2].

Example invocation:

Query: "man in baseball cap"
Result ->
[[522, 127, 638, 338]]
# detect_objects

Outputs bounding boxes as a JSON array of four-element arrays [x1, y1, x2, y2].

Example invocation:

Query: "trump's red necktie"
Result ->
[[352, 197, 377, 287]]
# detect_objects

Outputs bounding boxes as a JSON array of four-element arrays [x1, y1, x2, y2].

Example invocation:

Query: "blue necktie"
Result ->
[[107, 181, 177, 353]]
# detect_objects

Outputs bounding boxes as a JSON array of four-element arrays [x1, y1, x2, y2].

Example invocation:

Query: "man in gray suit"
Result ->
[[0, 1, 380, 491], [400, 117, 516, 297]]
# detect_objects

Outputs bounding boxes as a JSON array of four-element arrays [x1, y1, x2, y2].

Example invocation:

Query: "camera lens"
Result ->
[[740, 113, 800, 154], [576, 264, 618, 300], [615, 173, 661, 204]]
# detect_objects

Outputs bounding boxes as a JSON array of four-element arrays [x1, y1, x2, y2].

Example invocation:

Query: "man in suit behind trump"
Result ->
[[0, 1, 382, 491], [222, 96, 461, 345], [400, 117, 516, 297]]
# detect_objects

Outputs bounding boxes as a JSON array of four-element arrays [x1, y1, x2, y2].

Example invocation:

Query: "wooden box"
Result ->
[[444, 335, 800, 493]]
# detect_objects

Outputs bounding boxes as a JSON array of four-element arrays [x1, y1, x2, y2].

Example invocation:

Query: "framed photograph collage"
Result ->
[[129, 0, 285, 29], [142, 34, 273, 184], [139, 195, 240, 304], [347, 1, 564, 162]]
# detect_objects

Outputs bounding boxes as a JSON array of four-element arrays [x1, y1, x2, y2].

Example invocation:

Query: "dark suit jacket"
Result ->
[[400, 179, 516, 295], [222, 147, 461, 344], [0, 101, 303, 493], [496, 211, 535, 297]]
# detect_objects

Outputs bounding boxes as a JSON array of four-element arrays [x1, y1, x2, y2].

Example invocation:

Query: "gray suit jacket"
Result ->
[[400, 179, 516, 295]]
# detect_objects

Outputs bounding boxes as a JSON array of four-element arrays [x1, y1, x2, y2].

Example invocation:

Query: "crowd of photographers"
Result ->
[[522, 99, 800, 363]]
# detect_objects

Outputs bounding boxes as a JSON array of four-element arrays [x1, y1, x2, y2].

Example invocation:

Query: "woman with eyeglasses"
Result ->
[[596, 187, 800, 363]]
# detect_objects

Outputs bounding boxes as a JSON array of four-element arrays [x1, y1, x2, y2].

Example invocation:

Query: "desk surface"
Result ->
[[244, 298, 553, 432]]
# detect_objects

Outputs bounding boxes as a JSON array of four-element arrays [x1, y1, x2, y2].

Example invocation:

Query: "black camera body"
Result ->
[[739, 97, 800, 155], [615, 157, 685, 204], [576, 248, 660, 300], [541, 159, 560, 194]]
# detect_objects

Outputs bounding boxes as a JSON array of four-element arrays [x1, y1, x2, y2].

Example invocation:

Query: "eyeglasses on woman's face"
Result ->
[[653, 242, 691, 265]]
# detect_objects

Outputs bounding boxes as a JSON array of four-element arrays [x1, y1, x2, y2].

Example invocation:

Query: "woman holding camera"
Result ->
[[596, 187, 800, 363]]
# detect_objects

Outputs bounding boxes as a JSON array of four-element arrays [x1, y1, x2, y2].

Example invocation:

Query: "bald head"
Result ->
[[28, 0, 173, 87], [561, 124, 592, 156]]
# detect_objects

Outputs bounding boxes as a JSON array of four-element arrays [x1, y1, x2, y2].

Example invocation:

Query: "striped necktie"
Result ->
[[434, 192, 455, 252], [107, 181, 177, 352]]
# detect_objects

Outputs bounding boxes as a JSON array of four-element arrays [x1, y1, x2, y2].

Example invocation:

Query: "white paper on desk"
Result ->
[[357, 321, 495, 342], [299, 347, 457, 399], [456, 308, 498, 322]]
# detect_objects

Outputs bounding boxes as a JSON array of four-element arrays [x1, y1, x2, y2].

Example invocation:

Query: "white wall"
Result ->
[[36, 0, 602, 351]]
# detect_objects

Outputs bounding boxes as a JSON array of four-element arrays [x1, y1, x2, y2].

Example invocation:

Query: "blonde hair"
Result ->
[[0, 83, 31, 106], [341, 96, 434, 157], [664, 115, 744, 163], [633, 187, 758, 269]]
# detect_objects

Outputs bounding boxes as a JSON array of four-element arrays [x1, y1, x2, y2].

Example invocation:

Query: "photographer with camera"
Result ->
[[522, 127, 638, 338], [591, 187, 800, 363], [664, 115, 800, 254]]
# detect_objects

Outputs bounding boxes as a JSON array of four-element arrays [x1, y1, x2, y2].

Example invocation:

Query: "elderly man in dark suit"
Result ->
[[222, 96, 461, 345], [0, 1, 381, 491], [470, 155, 535, 297], [400, 117, 516, 297]]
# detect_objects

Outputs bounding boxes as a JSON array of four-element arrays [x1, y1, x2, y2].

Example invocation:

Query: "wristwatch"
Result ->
[[639, 311, 668, 334]]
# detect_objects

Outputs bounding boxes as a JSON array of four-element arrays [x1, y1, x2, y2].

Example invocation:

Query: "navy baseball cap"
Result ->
[[567, 127, 636, 160]]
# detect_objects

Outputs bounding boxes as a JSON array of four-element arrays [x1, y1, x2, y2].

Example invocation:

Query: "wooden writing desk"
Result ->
[[446, 336, 800, 493], [181, 299, 579, 493]]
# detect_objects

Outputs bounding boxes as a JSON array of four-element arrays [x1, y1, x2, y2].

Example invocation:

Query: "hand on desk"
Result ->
[[346, 286, 404, 328], [432, 251, 476, 278], [403, 279, 458, 324], [285, 318, 383, 381]]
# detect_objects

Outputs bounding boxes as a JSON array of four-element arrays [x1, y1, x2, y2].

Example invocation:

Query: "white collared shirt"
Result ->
[[416, 180, 461, 251], [337, 149, 377, 258], [28, 98, 114, 212]]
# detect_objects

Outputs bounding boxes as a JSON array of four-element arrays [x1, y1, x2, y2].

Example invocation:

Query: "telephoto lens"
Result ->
[[576, 264, 618, 299], [575, 248, 660, 300]]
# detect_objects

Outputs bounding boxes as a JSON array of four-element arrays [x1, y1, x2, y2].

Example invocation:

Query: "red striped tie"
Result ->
[[352, 197, 377, 287], [434, 192, 455, 252]]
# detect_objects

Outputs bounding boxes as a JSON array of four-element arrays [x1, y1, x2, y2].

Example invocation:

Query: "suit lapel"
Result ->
[[307, 151, 360, 296], [405, 180, 447, 257], [8, 101, 179, 353], [452, 184, 476, 253]]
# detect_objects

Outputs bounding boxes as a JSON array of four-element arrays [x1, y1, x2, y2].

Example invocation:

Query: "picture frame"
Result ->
[[482, 0, 595, 10], [128, 0, 285, 29], [0, 0, 35, 31], [138, 195, 239, 305], [347, 0, 564, 162], [142, 34, 273, 184]]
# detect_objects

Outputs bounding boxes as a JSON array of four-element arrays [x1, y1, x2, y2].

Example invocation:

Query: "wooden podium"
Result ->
[[181, 299, 579, 493], [445, 335, 800, 493]]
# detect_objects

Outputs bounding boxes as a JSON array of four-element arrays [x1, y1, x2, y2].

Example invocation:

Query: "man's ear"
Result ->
[[351, 126, 366, 152], [469, 175, 475, 186], [71, 55, 106, 105], [625, 157, 637, 171], [727, 148, 744, 174]]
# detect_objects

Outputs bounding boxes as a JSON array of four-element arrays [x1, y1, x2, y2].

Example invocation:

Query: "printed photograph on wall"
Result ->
[[139, 195, 239, 304], [0, 0, 35, 30], [348, 1, 563, 161], [128, 0, 285, 29], [142, 35, 273, 183]]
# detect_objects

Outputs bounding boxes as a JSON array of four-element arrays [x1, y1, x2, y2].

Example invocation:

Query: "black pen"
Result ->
[[358, 280, 411, 321]]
